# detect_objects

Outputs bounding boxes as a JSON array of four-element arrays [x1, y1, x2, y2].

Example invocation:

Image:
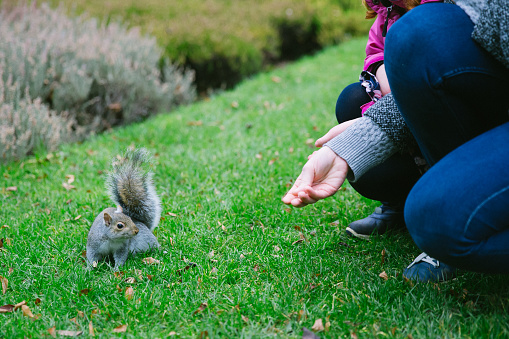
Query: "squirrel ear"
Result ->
[[103, 212, 112, 226], [115, 205, 123, 214]]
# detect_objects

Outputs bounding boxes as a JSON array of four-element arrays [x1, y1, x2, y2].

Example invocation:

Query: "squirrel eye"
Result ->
[[116, 223, 125, 229]]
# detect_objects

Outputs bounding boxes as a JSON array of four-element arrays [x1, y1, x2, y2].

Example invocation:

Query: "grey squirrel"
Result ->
[[86, 148, 162, 269]]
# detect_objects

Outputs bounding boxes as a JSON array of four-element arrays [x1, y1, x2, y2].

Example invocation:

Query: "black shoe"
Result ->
[[345, 203, 405, 240]]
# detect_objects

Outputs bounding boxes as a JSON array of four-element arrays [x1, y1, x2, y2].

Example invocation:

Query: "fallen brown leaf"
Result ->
[[48, 326, 57, 338], [381, 248, 386, 265], [66, 174, 75, 184], [166, 212, 177, 217], [0, 275, 8, 294], [241, 315, 249, 323], [169, 331, 177, 336], [142, 257, 160, 265], [14, 300, 26, 310], [125, 287, 134, 301], [187, 120, 203, 126], [35, 298, 41, 305], [113, 324, 127, 333], [89, 322, 95, 336], [70, 317, 79, 327], [22, 304, 34, 318], [0, 304, 15, 313], [271, 76, 282, 83], [311, 318, 324, 332], [77, 311, 84, 317], [193, 302, 208, 315], [6, 186, 17, 191], [62, 182, 75, 190], [79, 288, 91, 296], [379, 271, 389, 281], [123, 277, 135, 284]]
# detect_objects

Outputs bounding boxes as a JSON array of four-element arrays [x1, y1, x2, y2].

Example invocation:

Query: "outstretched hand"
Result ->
[[282, 146, 349, 208]]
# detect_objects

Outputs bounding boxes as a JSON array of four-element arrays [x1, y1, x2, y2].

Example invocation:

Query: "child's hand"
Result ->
[[315, 118, 359, 147]]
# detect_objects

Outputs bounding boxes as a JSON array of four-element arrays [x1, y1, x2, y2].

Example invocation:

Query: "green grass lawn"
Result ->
[[1, 37, 508, 338]]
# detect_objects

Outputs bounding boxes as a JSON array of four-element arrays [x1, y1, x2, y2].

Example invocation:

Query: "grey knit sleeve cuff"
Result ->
[[324, 117, 397, 182]]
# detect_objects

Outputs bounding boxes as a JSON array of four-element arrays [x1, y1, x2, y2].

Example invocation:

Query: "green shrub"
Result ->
[[0, 3, 196, 163], [41, 0, 370, 92]]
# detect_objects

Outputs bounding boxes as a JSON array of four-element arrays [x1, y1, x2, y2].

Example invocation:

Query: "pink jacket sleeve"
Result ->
[[364, 15, 386, 72]]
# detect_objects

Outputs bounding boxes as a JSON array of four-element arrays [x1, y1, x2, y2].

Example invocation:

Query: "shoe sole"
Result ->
[[345, 227, 371, 240]]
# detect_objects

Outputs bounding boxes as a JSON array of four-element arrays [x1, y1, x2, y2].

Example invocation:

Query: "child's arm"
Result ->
[[376, 64, 391, 96]]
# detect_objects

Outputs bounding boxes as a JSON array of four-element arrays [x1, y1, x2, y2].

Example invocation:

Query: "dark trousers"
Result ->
[[386, 3, 509, 273], [335, 83, 422, 204]]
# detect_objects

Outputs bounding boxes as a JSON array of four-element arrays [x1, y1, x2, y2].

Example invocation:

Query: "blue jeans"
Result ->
[[385, 3, 509, 273]]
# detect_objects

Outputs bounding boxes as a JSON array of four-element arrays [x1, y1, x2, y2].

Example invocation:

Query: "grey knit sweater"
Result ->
[[325, 0, 508, 181]]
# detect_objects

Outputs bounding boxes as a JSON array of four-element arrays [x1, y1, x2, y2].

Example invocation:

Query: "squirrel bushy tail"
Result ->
[[106, 148, 161, 231]]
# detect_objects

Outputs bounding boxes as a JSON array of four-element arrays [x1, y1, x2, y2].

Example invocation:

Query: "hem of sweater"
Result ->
[[324, 118, 397, 182]]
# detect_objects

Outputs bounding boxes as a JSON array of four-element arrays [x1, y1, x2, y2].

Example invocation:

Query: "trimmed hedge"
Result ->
[[44, 0, 371, 92]]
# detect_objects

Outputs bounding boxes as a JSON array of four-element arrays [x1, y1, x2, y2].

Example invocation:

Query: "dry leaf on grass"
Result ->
[[241, 315, 249, 323], [113, 324, 127, 333], [6, 186, 17, 191], [187, 120, 203, 126], [379, 271, 389, 281], [14, 300, 26, 310], [62, 182, 75, 190], [292, 233, 306, 245], [381, 249, 386, 265], [169, 331, 177, 336], [48, 326, 57, 338], [311, 318, 324, 332], [125, 287, 134, 301], [66, 174, 75, 184], [166, 212, 177, 217], [142, 257, 160, 265], [89, 322, 95, 336], [193, 302, 208, 315], [1, 275, 8, 294], [0, 304, 15, 313], [79, 288, 91, 296], [22, 305, 34, 318]]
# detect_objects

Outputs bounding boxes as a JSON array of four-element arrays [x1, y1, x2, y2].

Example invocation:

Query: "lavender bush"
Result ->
[[0, 3, 195, 163]]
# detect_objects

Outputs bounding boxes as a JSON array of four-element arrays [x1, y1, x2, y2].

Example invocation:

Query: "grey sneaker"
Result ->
[[403, 252, 457, 283], [345, 203, 405, 240]]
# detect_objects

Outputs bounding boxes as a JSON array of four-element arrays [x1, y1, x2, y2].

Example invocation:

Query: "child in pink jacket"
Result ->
[[333, 0, 442, 241]]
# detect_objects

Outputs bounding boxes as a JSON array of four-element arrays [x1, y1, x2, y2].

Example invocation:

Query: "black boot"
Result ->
[[345, 203, 405, 239]]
